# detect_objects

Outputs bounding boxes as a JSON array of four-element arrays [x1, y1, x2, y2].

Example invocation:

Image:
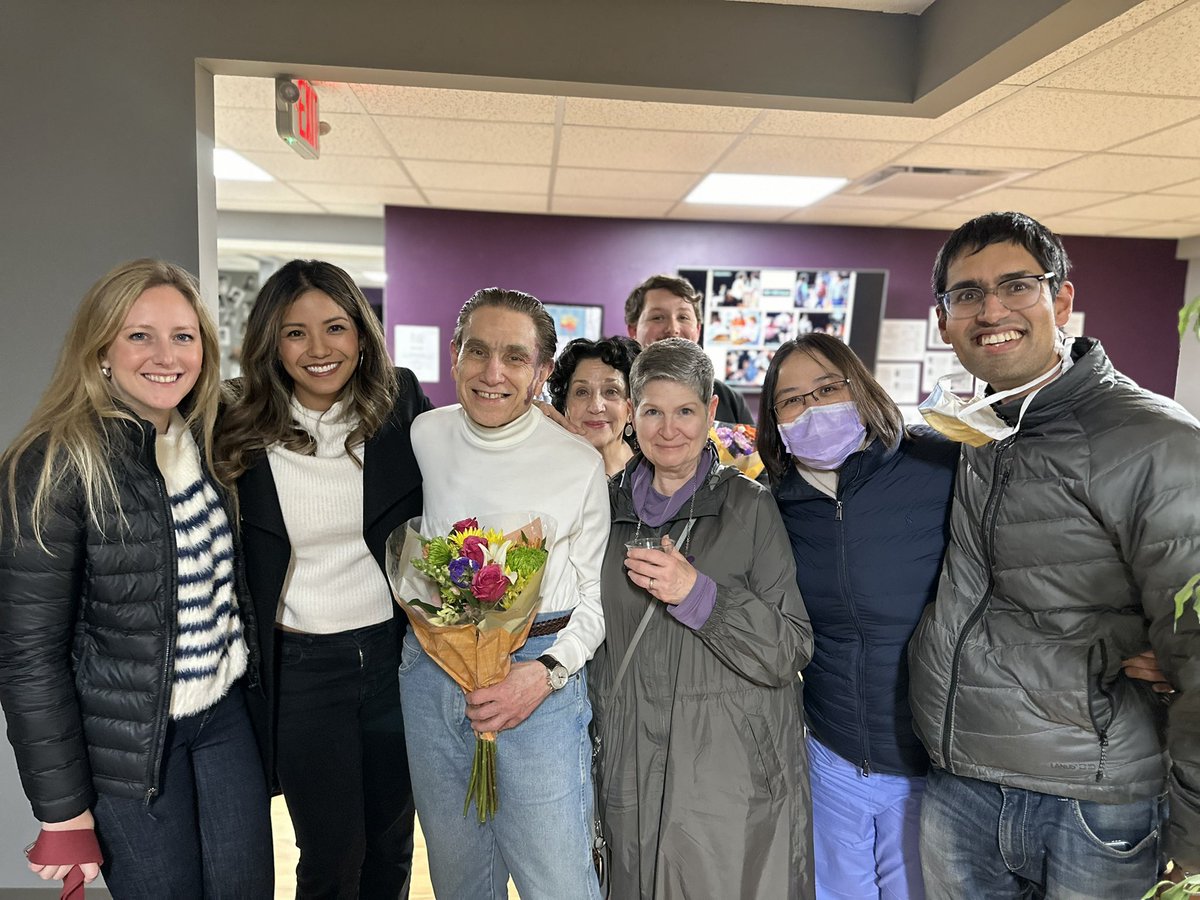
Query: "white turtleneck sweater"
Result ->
[[410, 405, 609, 675], [267, 397, 393, 633]]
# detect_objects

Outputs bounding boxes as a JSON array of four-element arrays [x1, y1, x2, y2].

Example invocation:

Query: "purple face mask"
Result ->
[[777, 401, 866, 470]]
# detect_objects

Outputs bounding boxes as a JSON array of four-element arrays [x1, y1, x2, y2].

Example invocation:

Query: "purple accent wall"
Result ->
[[384, 206, 1185, 408]]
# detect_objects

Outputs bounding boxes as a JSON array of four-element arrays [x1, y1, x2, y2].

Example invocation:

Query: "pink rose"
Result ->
[[452, 517, 479, 534], [461, 535, 488, 566], [471, 564, 510, 604]]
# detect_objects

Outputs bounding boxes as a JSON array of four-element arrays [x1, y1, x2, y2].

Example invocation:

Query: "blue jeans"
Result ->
[[808, 735, 925, 900], [276, 619, 414, 900], [92, 685, 273, 899], [399, 616, 600, 900], [920, 767, 1165, 900]]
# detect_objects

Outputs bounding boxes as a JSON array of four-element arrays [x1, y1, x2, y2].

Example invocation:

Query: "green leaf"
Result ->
[[407, 598, 443, 616], [1174, 573, 1200, 631], [1180, 295, 1200, 341]]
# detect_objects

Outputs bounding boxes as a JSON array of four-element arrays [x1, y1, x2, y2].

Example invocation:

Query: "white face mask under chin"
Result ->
[[919, 336, 1074, 447]]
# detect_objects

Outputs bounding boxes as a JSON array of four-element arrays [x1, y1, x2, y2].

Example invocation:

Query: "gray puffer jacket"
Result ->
[[590, 454, 814, 899], [909, 338, 1200, 868]]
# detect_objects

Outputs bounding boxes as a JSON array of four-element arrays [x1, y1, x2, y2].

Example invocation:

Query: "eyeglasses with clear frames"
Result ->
[[937, 272, 1055, 319], [773, 379, 852, 421]]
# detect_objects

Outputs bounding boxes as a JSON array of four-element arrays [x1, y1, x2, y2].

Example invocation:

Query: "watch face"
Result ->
[[549, 667, 569, 690]]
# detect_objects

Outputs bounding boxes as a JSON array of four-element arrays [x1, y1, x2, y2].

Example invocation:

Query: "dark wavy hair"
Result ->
[[546, 336, 641, 412], [932, 211, 1072, 297], [214, 259, 397, 482], [758, 334, 903, 484]]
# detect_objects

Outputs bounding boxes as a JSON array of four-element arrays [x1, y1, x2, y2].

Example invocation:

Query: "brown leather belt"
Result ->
[[528, 613, 571, 637]]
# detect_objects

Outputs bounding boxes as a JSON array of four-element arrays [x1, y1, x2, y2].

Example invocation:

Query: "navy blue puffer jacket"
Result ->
[[774, 426, 957, 776]]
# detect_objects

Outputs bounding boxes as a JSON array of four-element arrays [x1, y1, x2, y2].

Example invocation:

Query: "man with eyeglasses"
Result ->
[[908, 211, 1200, 897]]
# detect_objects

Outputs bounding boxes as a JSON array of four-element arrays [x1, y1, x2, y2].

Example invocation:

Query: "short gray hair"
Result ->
[[629, 337, 713, 406]]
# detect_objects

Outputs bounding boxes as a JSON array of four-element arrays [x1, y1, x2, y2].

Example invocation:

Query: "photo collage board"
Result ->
[[680, 267, 857, 389]]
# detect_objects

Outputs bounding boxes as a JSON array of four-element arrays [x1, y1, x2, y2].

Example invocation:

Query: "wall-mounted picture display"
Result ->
[[724, 349, 775, 386], [544, 304, 603, 354]]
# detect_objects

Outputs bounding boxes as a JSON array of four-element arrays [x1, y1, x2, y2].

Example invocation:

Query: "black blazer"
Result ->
[[236, 368, 431, 784]]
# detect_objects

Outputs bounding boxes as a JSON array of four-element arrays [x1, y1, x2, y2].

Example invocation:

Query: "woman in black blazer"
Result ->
[[216, 260, 430, 900]]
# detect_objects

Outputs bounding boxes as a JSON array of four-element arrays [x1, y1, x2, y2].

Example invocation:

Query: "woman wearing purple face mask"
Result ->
[[758, 334, 959, 900]]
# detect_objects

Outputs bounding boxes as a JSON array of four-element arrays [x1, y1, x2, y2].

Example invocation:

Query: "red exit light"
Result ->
[[275, 77, 320, 160]]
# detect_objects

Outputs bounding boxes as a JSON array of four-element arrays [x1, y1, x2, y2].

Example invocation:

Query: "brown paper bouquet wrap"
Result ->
[[386, 514, 554, 821]]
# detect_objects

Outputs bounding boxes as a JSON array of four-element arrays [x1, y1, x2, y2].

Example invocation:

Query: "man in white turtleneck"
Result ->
[[402, 288, 609, 900]]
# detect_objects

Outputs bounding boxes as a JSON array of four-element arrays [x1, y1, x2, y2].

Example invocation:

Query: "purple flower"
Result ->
[[448, 556, 478, 589]]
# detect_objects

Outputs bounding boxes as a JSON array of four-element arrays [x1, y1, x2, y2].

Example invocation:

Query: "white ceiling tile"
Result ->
[[815, 192, 947, 211], [216, 199, 325, 214], [1038, 215, 1156, 236], [933, 85, 1023, 128], [942, 188, 1125, 218], [317, 204, 389, 218], [1003, 0, 1188, 85], [1065, 193, 1200, 220], [894, 144, 1080, 170], [931, 88, 1200, 151], [214, 75, 274, 109], [314, 112, 393, 157], [1017, 154, 1200, 192], [550, 197, 673, 218], [215, 180, 310, 203], [784, 207, 926, 226], [557, 126, 735, 172], [215, 106, 286, 153], [290, 183, 425, 205], [753, 109, 941, 143], [668, 204, 792, 222], [1108, 116, 1200, 158], [553, 168, 700, 200], [717, 135, 911, 178], [242, 152, 413, 186], [727, 0, 934, 11], [1036, 2, 1200, 96], [892, 211, 982, 231], [564, 98, 757, 132], [352, 84, 556, 122], [421, 190, 549, 213], [375, 117, 555, 165], [405, 161, 549, 194], [1162, 178, 1200, 197]]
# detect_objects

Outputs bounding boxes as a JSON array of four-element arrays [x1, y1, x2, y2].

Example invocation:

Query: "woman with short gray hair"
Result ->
[[589, 337, 815, 898]]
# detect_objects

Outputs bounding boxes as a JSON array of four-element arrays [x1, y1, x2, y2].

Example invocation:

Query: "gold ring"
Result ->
[[649, 577, 655, 590]]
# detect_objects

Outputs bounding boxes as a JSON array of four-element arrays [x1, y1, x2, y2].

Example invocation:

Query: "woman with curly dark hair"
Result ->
[[547, 336, 641, 476]]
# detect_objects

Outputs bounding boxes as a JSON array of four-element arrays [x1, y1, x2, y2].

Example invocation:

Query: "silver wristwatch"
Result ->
[[537, 654, 568, 691]]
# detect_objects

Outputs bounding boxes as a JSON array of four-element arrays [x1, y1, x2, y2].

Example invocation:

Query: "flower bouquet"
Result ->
[[386, 514, 552, 822], [709, 421, 764, 481]]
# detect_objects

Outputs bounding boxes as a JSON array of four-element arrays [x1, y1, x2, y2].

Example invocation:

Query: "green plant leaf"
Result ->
[[1180, 295, 1200, 341], [1174, 573, 1200, 631]]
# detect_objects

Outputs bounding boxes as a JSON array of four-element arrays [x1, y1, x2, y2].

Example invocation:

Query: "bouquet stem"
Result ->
[[464, 734, 499, 822]]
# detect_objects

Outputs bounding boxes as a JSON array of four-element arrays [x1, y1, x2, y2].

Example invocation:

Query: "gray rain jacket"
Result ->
[[590, 455, 815, 899], [909, 338, 1200, 869]]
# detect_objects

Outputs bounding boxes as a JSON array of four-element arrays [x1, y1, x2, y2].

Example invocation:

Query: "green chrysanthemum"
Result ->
[[424, 537, 453, 567], [506, 545, 548, 580]]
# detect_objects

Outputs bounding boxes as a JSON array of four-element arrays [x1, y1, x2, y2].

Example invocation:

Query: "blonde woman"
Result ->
[[0, 260, 271, 898]]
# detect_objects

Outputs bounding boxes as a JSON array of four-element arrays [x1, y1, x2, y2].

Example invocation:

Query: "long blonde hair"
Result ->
[[0, 259, 222, 546]]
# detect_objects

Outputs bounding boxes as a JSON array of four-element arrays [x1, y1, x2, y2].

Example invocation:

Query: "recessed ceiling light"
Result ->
[[213, 149, 274, 182], [686, 173, 847, 207]]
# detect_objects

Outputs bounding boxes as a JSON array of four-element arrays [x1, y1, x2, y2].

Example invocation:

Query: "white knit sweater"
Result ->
[[155, 413, 247, 718], [267, 397, 393, 633], [410, 405, 609, 675]]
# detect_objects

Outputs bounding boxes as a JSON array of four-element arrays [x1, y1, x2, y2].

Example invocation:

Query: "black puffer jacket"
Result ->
[[0, 417, 260, 823]]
